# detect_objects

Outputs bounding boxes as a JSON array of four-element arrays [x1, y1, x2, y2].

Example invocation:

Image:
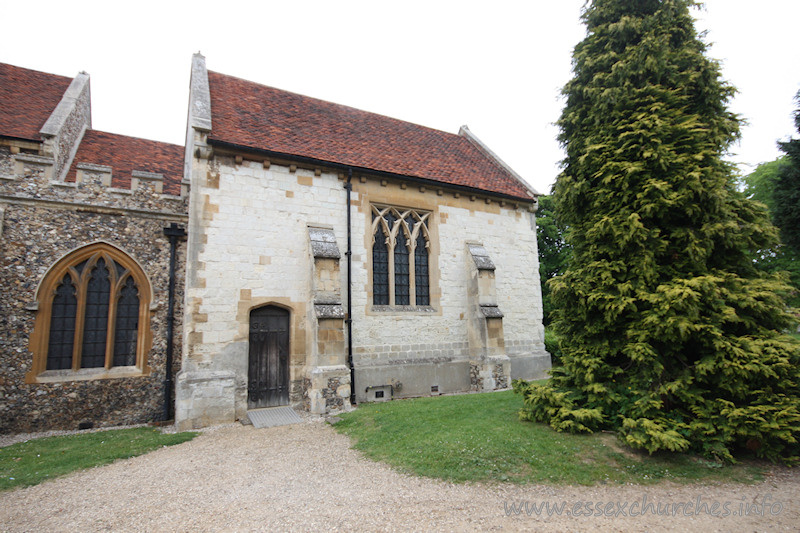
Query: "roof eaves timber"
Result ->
[[207, 138, 536, 204]]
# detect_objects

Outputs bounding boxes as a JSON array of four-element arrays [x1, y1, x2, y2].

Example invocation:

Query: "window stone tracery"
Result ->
[[371, 204, 431, 308], [27, 243, 152, 382]]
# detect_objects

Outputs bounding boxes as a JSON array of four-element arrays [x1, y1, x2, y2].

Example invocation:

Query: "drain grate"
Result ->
[[247, 406, 303, 429]]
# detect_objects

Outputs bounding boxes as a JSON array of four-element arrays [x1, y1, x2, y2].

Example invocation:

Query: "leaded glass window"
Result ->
[[81, 258, 111, 368], [46, 275, 77, 370], [415, 231, 430, 306], [394, 225, 410, 305], [371, 204, 431, 307], [372, 212, 390, 305], [113, 277, 140, 367], [35, 245, 150, 376]]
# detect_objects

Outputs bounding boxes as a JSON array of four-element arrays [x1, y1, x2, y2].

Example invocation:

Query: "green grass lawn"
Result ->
[[0, 427, 197, 491], [333, 390, 766, 485]]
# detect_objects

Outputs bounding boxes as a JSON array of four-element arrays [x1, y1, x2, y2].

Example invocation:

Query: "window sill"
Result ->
[[25, 366, 150, 384], [369, 305, 437, 314]]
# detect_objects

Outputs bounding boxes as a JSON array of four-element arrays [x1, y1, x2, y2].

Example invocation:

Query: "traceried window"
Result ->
[[27, 243, 152, 382], [371, 205, 431, 307]]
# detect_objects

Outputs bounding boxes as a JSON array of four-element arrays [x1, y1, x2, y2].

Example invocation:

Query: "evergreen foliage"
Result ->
[[742, 157, 800, 308], [516, 0, 800, 464], [536, 195, 571, 325], [742, 157, 791, 215], [773, 94, 800, 254]]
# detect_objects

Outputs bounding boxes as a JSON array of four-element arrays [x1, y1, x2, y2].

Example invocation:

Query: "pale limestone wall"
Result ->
[[179, 156, 348, 427], [185, 160, 345, 362], [351, 185, 547, 398], [179, 152, 548, 426], [353, 202, 545, 347]]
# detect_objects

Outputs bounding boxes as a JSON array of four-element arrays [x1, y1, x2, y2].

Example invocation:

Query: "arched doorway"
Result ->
[[248, 305, 290, 408]]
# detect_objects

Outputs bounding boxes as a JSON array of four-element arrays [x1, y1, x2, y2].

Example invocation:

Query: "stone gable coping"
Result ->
[[458, 125, 538, 197], [190, 53, 212, 132], [0, 63, 72, 141], [40, 72, 91, 137], [40, 72, 91, 182]]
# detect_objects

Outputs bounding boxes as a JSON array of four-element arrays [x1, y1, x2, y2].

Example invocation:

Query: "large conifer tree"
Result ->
[[516, 0, 800, 463]]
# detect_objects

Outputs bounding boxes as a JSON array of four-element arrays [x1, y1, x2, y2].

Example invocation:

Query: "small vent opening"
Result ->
[[375, 390, 385, 398]]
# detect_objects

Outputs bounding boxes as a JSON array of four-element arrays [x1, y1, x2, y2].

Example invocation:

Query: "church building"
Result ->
[[0, 55, 549, 433]]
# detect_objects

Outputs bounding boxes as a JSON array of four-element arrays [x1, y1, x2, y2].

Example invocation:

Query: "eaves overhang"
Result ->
[[206, 138, 537, 205]]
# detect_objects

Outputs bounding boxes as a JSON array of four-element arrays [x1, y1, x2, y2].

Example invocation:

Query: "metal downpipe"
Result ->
[[345, 168, 356, 405], [162, 223, 186, 421]]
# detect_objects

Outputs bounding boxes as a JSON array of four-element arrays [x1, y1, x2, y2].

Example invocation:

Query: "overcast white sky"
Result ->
[[2, 0, 798, 194]]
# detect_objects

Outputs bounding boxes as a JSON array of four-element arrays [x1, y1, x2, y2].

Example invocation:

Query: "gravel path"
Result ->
[[1, 418, 798, 532]]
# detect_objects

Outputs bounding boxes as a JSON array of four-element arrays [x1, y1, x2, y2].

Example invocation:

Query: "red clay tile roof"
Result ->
[[65, 130, 184, 195], [0, 63, 73, 142], [206, 71, 534, 201]]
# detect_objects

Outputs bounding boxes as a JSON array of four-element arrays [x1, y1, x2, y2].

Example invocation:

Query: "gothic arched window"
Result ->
[[27, 243, 153, 382], [371, 205, 431, 307]]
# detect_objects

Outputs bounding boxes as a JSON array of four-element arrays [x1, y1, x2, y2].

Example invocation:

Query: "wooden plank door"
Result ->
[[248, 306, 290, 409]]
